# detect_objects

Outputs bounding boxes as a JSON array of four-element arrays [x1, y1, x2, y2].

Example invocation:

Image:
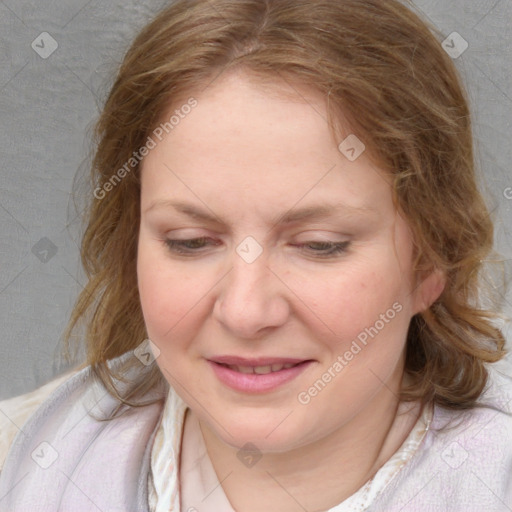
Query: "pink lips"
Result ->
[[207, 356, 313, 393]]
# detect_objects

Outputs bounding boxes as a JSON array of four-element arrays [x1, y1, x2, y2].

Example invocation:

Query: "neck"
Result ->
[[198, 372, 421, 512]]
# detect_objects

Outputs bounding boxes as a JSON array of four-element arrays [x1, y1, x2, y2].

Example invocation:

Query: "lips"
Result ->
[[223, 362, 298, 374], [207, 356, 313, 393], [209, 356, 307, 373], [209, 356, 307, 366]]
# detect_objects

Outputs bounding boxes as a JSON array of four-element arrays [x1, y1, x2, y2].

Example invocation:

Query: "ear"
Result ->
[[411, 267, 446, 315]]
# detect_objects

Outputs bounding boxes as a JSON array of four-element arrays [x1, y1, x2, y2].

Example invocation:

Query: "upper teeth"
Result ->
[[228, 363, 296, 374]]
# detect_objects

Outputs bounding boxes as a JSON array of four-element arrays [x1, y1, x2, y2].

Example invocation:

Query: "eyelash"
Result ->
[[163, 238, 350, 258]]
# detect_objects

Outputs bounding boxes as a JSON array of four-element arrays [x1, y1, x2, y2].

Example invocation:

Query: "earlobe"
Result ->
[[413, 267, 446, 314]]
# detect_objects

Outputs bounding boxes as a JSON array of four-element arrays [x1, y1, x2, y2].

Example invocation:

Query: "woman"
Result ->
[[1, 0, 511, 510]]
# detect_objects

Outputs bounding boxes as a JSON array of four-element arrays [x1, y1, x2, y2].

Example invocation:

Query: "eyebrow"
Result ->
[[143, 200, 375, 225]]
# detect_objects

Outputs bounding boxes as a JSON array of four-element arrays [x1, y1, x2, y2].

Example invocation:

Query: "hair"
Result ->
[[64, 0, 507, 414]]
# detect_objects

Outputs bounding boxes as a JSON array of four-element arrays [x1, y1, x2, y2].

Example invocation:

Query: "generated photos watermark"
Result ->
[[93, 97, 198, 200], [297, 301, 403, 405]]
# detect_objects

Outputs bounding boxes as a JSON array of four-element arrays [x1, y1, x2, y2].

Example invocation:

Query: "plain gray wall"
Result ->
[[1, 0, 511, 400]]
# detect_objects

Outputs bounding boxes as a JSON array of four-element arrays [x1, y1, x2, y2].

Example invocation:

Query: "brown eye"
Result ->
[[295, 241, 350, 257], [163, 237, 219, 255]]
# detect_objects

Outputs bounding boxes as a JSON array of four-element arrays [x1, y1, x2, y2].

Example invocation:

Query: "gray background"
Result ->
[[0, 0, 511, 400]]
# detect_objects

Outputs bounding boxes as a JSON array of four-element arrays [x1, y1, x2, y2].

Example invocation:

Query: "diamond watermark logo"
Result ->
[[32, 237, 58, 263], [237, 442, 262, 468], [442, 32, 468, 59], [134, 338, 161, 366], [31, 441, 59, 469], [338, 134, 366, 162], [236, 236, 263, 264], [31, 32, 58, 59], [441, 441, 468, 469]]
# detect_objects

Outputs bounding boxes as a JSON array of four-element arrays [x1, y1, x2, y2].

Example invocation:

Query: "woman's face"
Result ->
[[137, 71, 441, 452]]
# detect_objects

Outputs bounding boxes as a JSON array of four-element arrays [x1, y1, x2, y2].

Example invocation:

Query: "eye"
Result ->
[[163, 237, 220, 255], [294, 241, 350, 258], [162, 238, 350, 258]]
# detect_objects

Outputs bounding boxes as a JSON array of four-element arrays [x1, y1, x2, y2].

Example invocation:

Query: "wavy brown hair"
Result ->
[[64, 0, 507, 412]]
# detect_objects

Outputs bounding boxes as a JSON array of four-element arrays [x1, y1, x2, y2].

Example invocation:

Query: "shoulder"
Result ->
[[0, 368, 81, 472], [0, 351, 168, 511], [427, 366, 512, 484], [374, 366, 512, 511], [436, 365, 512, 445]]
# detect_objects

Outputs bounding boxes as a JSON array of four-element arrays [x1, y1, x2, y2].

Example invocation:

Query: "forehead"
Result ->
[[140, 71, 394, 220]]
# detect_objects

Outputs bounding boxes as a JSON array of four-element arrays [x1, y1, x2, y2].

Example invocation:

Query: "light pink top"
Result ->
[[149, 393, 432, 512], [2, 365, 511, 511]]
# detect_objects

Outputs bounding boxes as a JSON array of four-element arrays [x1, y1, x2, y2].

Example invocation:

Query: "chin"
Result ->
[[202, 408, 317, 453]]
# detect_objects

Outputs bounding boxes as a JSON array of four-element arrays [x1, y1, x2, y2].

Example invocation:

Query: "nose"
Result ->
[[212, 248, 290, 339]]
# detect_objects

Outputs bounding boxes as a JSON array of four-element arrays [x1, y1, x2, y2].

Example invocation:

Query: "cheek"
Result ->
[[286, 256, 409, 346], [137, 243, 202, 343]]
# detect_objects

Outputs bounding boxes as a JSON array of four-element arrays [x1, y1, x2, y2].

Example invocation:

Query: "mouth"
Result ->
[[215, 361, 303, 374], [207, 356, 314, 393]]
